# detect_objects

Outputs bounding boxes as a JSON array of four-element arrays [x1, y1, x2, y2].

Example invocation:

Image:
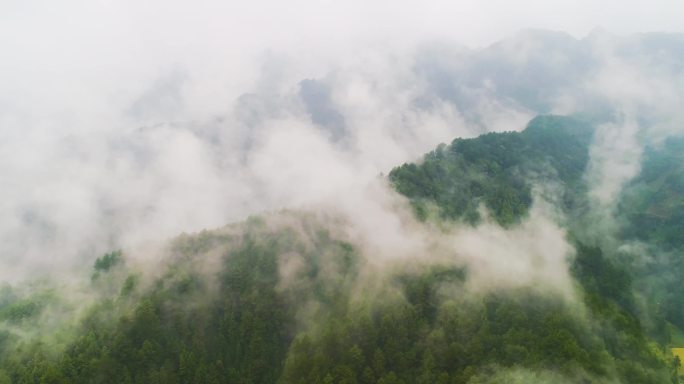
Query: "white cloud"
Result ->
[[0, 0, 683, 285]]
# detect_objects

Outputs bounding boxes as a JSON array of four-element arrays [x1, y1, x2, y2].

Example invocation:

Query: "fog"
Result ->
[[1, 1, 684, 291]]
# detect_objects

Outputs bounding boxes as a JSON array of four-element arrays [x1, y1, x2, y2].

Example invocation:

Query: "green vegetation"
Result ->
[[1, 115, 683, 383], [94, 250, 123, 273], [619, 137, 684, 249], [0, 234, 671, 383], [613, 136, 684, 336], [389, 115, 592, 225], [92, 250, 124, 281], [0, 285, 54, 324]]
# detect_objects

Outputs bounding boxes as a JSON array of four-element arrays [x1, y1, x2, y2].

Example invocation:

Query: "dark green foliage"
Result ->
[[572, 244, 636, 315], [569, 244, 672, 383], [619, 137, 684, 249], [389, 115, 593, 226], [63, 236, 293, 383], [280, 271, 616, 384], [0, 298, 44, 323], [387, 114, 673, 381], [3, 213, 668, 383], [94, 250, 123, 273], [615, 136, 684, 331], [92, 250, 124, 281], [0, 288, 53, 324], [0, 217, 362, 384]]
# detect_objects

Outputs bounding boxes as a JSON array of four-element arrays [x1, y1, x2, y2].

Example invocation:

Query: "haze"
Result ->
[[1, 0, 682, 280]]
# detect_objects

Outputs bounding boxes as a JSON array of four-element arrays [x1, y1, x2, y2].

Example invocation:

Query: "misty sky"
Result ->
[[1, 0, 684, 280], [2, 0, 682, 49]]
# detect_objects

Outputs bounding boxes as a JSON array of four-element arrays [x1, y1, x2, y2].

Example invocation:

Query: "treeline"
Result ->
[[0, 221, 674, 383]]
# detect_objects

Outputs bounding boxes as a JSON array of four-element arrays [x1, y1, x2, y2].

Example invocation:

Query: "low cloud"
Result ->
[[0, 5, 683, 303]]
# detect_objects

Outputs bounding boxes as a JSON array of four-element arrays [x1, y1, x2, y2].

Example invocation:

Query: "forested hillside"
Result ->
[[389, 115, 593, 225], [1, 115, 683, 383]]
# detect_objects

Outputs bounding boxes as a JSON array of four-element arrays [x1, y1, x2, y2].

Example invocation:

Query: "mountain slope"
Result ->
[[389, 115, 592, 225], [0, 116, 682, 384]]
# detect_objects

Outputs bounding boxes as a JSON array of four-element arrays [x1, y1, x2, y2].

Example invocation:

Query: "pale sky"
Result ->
[[2, 0, 680, 120], [2, 0, 681, 50]]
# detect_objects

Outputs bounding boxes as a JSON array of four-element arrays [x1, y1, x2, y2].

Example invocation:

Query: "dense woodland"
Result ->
[[1, 115, 683, 383]]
